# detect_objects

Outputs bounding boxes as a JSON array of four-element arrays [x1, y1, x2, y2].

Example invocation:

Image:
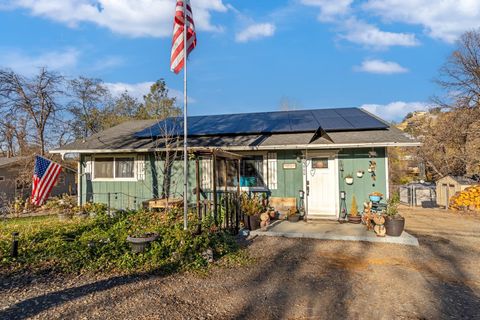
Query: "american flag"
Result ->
[[170, 0, 197, 74], [31, 156, 62, 206]]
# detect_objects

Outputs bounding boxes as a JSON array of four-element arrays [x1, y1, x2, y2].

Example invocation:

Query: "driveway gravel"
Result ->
[[1, 207, 479, 320]]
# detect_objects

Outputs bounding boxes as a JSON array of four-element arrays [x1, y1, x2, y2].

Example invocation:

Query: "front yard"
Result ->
[[1, 207, 479, 319]]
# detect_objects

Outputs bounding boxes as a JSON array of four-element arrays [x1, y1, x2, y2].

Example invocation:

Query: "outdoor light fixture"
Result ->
[[11, 232, 19, 258], [340, 191, 346, 200], [299, 190, 305, 199]]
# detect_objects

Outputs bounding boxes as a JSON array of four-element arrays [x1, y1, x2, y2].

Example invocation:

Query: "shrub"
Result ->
[[0, 207, 240, 274]]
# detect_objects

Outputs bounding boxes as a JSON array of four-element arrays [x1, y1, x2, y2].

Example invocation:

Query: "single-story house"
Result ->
[[0, 156, 77, 205], [50, 107, 420, 219]]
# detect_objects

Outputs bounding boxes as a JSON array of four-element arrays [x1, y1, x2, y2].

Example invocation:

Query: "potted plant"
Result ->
[[345, 174, 354, 185], [287, 208, 300, 222], [384, 193, 404, 236], [348, 196, 361, 223], [240, 193, 263, 230]]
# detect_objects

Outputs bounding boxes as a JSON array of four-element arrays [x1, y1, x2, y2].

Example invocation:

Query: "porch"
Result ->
[[250, 220, 419, 246]]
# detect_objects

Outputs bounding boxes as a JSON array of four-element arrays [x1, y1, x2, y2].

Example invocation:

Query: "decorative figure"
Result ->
[[373, 215, 386, 237], [260, 211, 270, 230], [362, 202, 374, 230]]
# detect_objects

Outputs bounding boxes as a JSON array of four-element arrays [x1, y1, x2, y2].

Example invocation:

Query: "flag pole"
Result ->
[[183, 0, 188, 230]]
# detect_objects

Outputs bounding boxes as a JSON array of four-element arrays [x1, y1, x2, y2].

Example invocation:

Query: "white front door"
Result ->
[[306, 156, 338, 217]]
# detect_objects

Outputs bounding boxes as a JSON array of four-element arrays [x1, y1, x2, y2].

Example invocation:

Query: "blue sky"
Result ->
[[0, 0, 478, 121]]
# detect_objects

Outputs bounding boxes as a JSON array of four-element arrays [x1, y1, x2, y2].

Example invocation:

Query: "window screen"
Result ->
[[115, 157, 135, 178], [94, 157, 114, 178]]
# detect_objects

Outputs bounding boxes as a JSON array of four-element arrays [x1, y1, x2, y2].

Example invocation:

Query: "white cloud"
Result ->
[[300, 0, 353, 22], [4, 0, 227, 38], [364, 0, 480, 43], [299, 1, 418, 48], [361, 101, 430, 121], [0, 48, 79, 75], [354, 59, 408, 74], [235, 23, 276, 43], [342, 18, 418, 48], [105, 81, 195, 103]]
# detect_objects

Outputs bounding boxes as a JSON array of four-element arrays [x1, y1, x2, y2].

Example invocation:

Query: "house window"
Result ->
[[312, 158, 329, 169], [94, 157, 114, 179], [115, 157, 135, 178], [93, 156, 135, 180], [0, 176, 4, 182], [240, 155, 265, 187]]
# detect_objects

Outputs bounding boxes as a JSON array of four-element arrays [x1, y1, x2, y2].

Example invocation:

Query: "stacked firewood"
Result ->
[[449, 185, 480, 211]]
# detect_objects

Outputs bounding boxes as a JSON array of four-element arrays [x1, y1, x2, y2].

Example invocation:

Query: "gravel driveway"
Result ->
[[1, 208, 479, 320]]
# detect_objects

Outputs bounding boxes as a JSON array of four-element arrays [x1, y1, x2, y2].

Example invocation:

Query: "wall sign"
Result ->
[[283, 163, 297, 169]]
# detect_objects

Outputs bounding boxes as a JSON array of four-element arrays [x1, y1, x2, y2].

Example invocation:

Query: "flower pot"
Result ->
[[287, 214, 300, 222], [384, 216, 405, 236], [249, 215, 260, 230], [345, 177, 354, 185], [126, 233, 159, 253], [356, 171, 364, 178], [347, 215, 362, 224]]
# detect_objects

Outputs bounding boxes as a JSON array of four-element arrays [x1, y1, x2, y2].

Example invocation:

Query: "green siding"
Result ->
[[80, 153, 197, 210], [269, 150, 304, 207], [338, 148, 387, 214], [79, 148, 388, 214]]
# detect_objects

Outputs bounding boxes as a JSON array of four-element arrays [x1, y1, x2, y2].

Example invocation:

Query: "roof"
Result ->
[[438, 175, 479, 185], [51, 108, 420, 154], [134, 107, 389, 138], [0, 156, 28, 168]]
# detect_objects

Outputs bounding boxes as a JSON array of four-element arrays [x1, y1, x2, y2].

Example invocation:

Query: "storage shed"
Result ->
[[436, 175, 478, 208]]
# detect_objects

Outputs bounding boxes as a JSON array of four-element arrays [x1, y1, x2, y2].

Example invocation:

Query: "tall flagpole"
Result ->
[[183, 0, 188, 230]]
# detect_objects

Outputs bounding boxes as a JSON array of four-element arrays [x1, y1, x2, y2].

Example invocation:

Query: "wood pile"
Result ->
[[449, 185, 480, 211]]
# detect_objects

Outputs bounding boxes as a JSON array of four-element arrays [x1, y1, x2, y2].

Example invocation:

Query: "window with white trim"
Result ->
[[0, 176, 5, 182], [93, 156, 136, 180], [240, 155, 266, 188]]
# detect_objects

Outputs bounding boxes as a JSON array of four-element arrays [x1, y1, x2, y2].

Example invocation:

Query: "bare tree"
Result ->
[[0, 68, 64, 156], [142, 80, 181, 199], [436, 29, 480, 108], [68, 76, 109, 140]]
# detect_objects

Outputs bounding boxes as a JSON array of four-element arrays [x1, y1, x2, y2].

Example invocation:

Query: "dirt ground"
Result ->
[[1, 207, 480, 320]]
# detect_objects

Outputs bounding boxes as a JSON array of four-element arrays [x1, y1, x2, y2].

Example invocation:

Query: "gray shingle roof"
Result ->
[[0, 156, 29, 168]]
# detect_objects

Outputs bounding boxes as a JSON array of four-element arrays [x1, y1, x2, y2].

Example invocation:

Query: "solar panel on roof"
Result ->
[[133, 107, 389, 138]]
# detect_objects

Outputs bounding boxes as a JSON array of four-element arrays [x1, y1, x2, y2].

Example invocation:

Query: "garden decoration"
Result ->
[[348, 196, 361, 223], [368, 160, 377, 187], [373, 215, 386, 237], [126, 233, 159, 253], [356, 170, 364, 178], [260, 211, 270, 230], [362, 202, 374, 230], [345, 174, 354, 185]]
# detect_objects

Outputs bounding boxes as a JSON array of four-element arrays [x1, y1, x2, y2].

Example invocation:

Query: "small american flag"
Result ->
[[170, 0, 197, 74], [31, 155, 62, 206]]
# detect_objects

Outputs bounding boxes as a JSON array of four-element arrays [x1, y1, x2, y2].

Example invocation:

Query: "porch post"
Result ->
[[212, 153, 218, 226], [195, 157, 201, 232]]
